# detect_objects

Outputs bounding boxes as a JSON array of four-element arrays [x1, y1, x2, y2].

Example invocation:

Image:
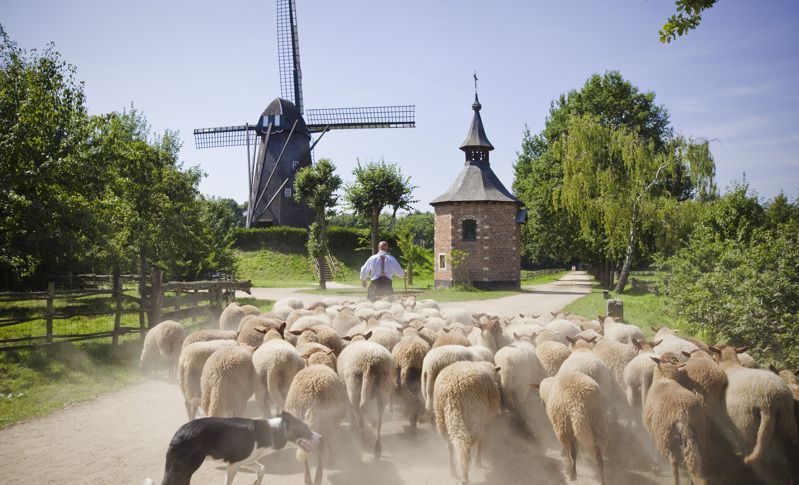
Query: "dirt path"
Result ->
[[0, 272, 670, 485]]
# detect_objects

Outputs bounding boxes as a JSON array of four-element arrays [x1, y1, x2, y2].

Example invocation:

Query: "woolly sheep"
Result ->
[[537, 371, 608, 485], [441, 307, 474, 326], [415, 299, 440, 311], [623, 339, 661, 418], [653, 327, 698, 363], [200, 344, 256, 418], [140, 319, 187, 379], [290, 314, 332, 332], [644, 356, 707, 485], [291, 325, 343, 355], [545, 319, 581, 341], [494, 334, 545, 416], [270, 305, 294, 320], [592, 338, 636, 392], [678, 350, 728, 419], [286, 309, 312, 327], [177, 339, 237, 420], [433, 327, 471, 348], [274, 297, 304, 310], [336, 334, 394, 458], [284, 364, 349, 485], [356, 325, 402, 352], [433, 360, 501, 485], [181, 329, 237, 349], [239, 304, 261, 317], [712, 345, 797, 465], [219, 302, 247, 331], [252, 337, 305, 416], [392, 333, 431, 432], [467, 319, 499, 355], [535, 340, 572, 377], [421, 316, 448, 332], [419, 308, 441, 318], [330, 308, 360, 336], [602, 316, 645, 345], [501, 323, 545, 348], [422, 345, 481, 413], [559, 338, 617, 406]]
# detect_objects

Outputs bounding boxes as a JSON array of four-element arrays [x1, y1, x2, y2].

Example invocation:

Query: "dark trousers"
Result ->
[[367, 276, 393, 301]]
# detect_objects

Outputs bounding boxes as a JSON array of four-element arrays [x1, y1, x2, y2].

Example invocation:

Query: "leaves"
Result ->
[[659, 0, 718, 44]]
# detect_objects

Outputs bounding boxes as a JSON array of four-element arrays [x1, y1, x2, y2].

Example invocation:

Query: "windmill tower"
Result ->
[[194, 0, 415, 228]]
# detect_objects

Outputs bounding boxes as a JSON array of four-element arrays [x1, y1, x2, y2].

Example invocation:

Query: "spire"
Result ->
[[460, 72, 494, 162]]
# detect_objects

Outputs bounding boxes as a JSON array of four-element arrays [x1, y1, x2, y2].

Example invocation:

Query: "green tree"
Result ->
[[395, 211, 435, 248], [556, 115, 715, 292], [294, 158, 342, 290], [660, 0, 718, 44], [765, 192, 799, 232], [395, 229, 424, 285], [344, 160, 417, 254]]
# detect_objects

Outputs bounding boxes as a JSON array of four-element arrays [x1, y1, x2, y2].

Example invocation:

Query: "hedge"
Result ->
[[235, 226, 398, 253]]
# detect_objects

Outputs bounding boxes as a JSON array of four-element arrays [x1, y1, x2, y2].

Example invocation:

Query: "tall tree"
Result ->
[[344, 161, 417, 254], [294, 158, 342, 290], [556, 115, 715, 292], [660, 0, 718, 44]]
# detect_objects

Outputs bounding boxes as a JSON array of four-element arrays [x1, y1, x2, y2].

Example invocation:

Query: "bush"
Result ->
[[234, 227, 308, 251]]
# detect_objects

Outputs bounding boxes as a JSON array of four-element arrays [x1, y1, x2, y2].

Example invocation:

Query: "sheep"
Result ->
[[711, 345, 797, 465], [284, 364, 349, 485], [433, 360, 501, 485], [305, 347, 338, 371], [181, 329, 237, 349], [392, 333, 431, 432], [494, 334, 545, 417], [535, 340, 572, 377], [678, 350, 728, 419], [239, 304, 261, 317], [416, 299, 440, 311], [291, 325, 343, 355], [177, 339, 237, 420], [441, 307, 474, 326], [252, 336, 305, 417], [330, 308, 360, 336], [236, 320, 271, 348], [580, 319, 603, 333], [559, 337, 617, 409], [644, 356, 707, 485], [601, 316, 645, 345], [336, 333, 394, 458], [545, 318, 581, 341], [421, 316, 448, 332], [419, 307, 441, 318], [623, 339, 662, 417], [200, 344, 256, 418], [286, 309, 313, 328], [738, 352, 758, 369], [501, 323, 545, 347], [405, 321, 437, 347], [422, 345, 481, 413], [576, 328, 603, 342], [270, 305, 294, 320], [653, 326, 698, 362], [140, 319, 187, 379], [592, 337, 636, 392], [219, 302, 247, 331], [433, 327, 471, 348], [536, 371, 608, 485], [290, 314, 332, 332], [467, 317, 501, 354], [274, 297, 304, 310]]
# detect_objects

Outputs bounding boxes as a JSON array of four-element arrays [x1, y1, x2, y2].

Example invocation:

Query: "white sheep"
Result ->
[[601, 316, 645, 345], [537, 371, 608, 484], [392, 332, 431, 432], [494, 334, 545, 417], [181, 329, 237, 349], [422, 344, 481, 413], [623, 339, 661, 419], [432, 327, 471, 348], [592, 337, 636, 392], [545, 319, 581, 342], [284, 364, 349, 485], [644, 356, 707, 485], [177, 339, 237, 420], [330, 308, 360, 336], [252, 337, 305, 416], [433, 360, 501, 485], [336, 333, 394, 458], [441, 307, 474, 326], [535, 340, 572, 377], [199, 344, 256, 418], [219, 302, 252, 331], [274, 297, 304, 309], [140, 320, 187, 380], [653, 326, 698, 362]]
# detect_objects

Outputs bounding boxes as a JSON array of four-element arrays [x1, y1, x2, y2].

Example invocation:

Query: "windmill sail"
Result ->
[[277, 0, 303, 113], [306, 105, 416, 132], [193, 125, 257, 149]]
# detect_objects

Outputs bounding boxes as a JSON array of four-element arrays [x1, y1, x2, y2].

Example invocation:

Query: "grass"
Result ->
[[521, 270, 569, 286], [0, 340, 142, 428], [234, 297, 274, 313], [303, 284, 519, 302]]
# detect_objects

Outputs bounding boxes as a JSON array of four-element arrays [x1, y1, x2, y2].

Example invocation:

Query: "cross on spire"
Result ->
[[474, 71, 478, 96]]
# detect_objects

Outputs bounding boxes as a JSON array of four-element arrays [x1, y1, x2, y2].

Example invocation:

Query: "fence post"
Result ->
[[149, 268, 163, 327], [112, 272, 122, 345], [46, 281, 55, 344]]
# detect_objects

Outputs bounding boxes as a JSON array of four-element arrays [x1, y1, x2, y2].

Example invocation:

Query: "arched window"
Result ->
[[462, 219, 477, 241]]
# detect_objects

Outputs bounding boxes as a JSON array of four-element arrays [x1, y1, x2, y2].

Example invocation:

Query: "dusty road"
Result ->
[[0, 272, 671, 484]]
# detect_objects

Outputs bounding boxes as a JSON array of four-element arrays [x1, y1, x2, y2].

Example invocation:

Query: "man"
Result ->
[[360, 241, 405, 301]]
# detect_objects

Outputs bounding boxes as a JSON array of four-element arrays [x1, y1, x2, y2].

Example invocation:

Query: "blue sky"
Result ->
[[4, 0, 798, 210]]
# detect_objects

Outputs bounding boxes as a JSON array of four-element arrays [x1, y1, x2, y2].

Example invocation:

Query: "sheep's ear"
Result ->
[[551, 312, 557, 317], [587, 336, 597, 343], [769, 364, 779, 374], [342, 336, 353, 341], [494, 366, 501, 373], [565, 336, 576, 345], [255, 326, 268, 333], [564, 312, 571, 317], [363, 331, 372, 340], [278, 322, 286, 336], [442, 328, 451, 333], [653, 339, 663, 347], [735, 346, 749, 354], [519, 313, 524, 318], [326, 349, 335, 355], [289, 330, 304, 336], [677, 363, 686, 369], [529, 383, 540, 389], [632, 339, 642, 349], [651, 325, 660, 332], [513, 332, 520, 340], [650, 356, 661, 364], [532, 314, 540, 319], [708, 345, 720, 354]]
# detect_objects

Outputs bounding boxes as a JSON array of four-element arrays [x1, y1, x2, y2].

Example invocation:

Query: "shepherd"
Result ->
[[360, 241, 405, 301]]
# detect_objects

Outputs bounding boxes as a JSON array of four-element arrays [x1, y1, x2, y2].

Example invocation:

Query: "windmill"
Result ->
[[194, 0, 415, 228]]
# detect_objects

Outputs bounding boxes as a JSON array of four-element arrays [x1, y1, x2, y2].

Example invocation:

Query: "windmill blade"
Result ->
[[277, 0, 303, 113], [193, 125, 257, 149], [305, 105, 415, 132]]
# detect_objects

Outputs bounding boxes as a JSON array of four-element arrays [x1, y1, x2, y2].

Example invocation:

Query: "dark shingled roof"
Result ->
[[459, 95, 494, 151], [261, 98, 310, 137], [430, 163, 520, 205]]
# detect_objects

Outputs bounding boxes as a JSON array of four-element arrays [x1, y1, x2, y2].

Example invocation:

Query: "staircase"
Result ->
[[314, 251, 341, 281]]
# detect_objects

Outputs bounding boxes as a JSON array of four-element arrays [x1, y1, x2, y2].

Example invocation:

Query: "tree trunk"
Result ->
[[371, 209, 379, 254], [615, 218, 637, 293], [407, 260, 414, 285], [317, 216, 327, 290]]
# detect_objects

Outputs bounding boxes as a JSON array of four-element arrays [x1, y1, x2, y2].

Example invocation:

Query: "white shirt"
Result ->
[[360, 251, 405, 281]]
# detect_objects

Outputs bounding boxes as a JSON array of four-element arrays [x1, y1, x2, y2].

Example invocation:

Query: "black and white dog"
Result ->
[[144, 411, 320, 485]]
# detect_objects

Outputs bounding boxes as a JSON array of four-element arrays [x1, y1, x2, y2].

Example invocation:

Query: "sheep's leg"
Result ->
[[476, 441, 483, 467], [184, 399, 193, 421], [671, 458, 680, 485], [304, 459, 313, 485], [455, 439, 471, 485], [252, 461, 265, 485], [566, 438, 577, 481], [594, 446, 605, 485], [224, 463, 241, 485], [314, 438, 324, 485], [374, 395, 385, 459], [448, 441, 457, 478]]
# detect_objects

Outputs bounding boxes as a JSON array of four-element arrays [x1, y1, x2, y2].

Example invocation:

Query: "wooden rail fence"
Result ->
[[0, 272, 251, 351]]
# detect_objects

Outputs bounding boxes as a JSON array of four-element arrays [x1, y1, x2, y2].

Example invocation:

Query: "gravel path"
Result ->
[[0, 272, 671, 485]]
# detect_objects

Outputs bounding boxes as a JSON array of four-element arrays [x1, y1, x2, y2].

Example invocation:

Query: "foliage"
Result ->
[[660, 0, 718, 43], [395, 229, 425, 285], [450, 249, 470, 286], [662, 188, 799, 367], [394, 212, 435, 248], [344, 160, 417, 253], [564, 288, 679, 338]]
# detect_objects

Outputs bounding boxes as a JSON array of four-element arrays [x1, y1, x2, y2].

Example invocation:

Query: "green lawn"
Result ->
[[302, 285, 519, 302], [521, 270, 569, 286]]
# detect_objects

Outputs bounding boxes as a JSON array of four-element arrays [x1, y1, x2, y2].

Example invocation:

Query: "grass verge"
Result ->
[[521, 270, 569, 286]]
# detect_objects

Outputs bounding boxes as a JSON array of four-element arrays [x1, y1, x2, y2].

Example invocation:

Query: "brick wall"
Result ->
[[433, 201, 521, 289]]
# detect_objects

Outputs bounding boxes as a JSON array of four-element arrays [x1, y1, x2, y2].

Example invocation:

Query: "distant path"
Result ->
[[0, 271, 671, 485], [245, 271, 594, 320]]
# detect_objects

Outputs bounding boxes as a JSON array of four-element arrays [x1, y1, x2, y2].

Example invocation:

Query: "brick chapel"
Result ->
[[430, 88, 526, 290]]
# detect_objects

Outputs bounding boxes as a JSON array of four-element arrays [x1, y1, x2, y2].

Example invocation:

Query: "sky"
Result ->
[[4, 0, 799, 211]]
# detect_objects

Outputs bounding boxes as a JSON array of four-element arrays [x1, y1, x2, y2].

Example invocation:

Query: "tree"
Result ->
[[344, 161, 417, 254], [556, 115, 715, 292], [660, 0, 718, 44], [294, 158, 342, 290], [395, 229, 423, 285], [394, 212, 435, 248]]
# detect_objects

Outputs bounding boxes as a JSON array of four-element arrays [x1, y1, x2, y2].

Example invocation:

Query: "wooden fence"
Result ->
[[0, 272, 251, 351]]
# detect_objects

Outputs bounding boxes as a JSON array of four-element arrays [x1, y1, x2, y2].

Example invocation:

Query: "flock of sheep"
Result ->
[[140, 296, 799, 485]]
